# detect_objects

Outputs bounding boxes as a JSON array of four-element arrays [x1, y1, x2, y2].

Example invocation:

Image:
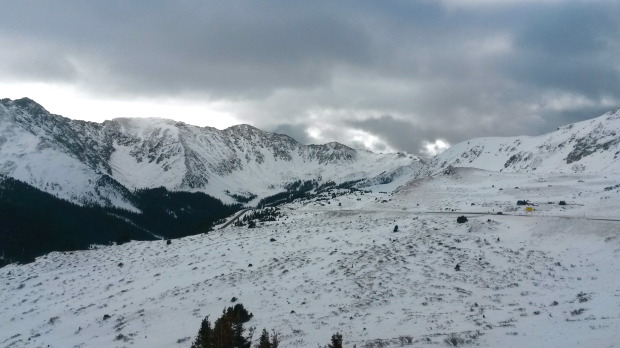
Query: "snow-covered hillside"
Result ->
[[0, 98, 420, 207], [3, 97, 620, 208], [423, 109, 620, 175], [0, 101, 137, 210], [2, 169, 619, 348]]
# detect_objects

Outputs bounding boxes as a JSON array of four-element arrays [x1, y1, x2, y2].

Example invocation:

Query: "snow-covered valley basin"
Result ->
[[2, 169, 619, 348]]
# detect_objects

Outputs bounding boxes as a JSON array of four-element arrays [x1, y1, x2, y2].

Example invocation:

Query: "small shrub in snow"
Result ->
[[115, 333, 128, 342], [444, 334, 465, 346], [177, 337, 191, 343], [570, 308, 586, 316], [577, 292, 591, 303], [399, 336, 413, 345]]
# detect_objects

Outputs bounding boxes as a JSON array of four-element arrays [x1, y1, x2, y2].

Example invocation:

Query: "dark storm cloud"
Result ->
[[503, 2, 620, 98], [0, 1, 376, 96], [1, 0, 619, 154]]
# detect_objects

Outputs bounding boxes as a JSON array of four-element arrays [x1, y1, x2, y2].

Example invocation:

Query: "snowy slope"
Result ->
[[106, 118, 418, 203], [423, 109, 620, 175], [0, 100, 138, 211], [1, 170, 619, 348], [0, 98, 420, 207]]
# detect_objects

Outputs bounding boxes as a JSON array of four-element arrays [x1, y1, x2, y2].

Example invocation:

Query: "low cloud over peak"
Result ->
[[1, 0, 618, 155]]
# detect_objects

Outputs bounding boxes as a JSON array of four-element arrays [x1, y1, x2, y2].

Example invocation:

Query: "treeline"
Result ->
[[0, 177, 152, 265], [0, 177, 241, 265], [225, 190, 257, 204], [233, 207, 281, 228], [121, 187, 242, 239], [256, 178, 366, 208], [257, 180, 318, 207]]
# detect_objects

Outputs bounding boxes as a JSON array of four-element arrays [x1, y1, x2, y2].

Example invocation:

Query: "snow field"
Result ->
[[2, 169, 619, 348]]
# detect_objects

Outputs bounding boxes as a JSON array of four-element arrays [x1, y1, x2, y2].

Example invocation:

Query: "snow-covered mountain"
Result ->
[[2, 98, 620, 347], [422, 109, 620, 175], [0, 98, 420, 208]]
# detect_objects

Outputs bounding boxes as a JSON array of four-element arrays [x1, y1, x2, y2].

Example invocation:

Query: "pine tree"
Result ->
[[191, 304, 255, 348], [270, 331, 279, 348], [327, 332, 343, 348], [191, 316, 213, 348], [233, 322, 251, 348], [232, 303, 253, 323], [213, 312, 235, 348], [257, 329, 271, 348]]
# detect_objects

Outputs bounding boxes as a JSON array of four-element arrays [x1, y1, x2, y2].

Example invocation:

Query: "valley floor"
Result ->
[[1, 169, 619, 348]]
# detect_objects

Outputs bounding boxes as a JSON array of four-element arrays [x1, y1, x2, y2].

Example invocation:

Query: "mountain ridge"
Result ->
[[3, 97, 620, 209], [0, 97, 419, 208], [422, 109, 620, 176]]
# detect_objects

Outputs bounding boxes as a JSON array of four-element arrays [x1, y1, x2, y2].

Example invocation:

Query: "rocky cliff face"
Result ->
[[0, 98, 420, 208]]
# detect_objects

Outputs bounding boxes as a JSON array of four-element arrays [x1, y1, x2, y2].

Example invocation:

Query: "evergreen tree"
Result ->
[[190, 304, 255, 348], [327, 332, 343, 348], [191, 316, 213, 348], [233, 322, 251, 348], [231, 303, 253, 323], [257, 329, 271, 348], [213, 312, 235, 348], [270, 331, 279, 348]]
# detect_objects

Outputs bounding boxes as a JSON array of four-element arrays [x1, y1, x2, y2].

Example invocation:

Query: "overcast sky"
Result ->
[[1, 0, 619, 156]]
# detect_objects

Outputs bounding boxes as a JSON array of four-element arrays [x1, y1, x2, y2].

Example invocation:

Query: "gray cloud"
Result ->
[[347, 115, 442, 154], [503, 2, 620, 98], [1, 0, 619, 155], [271, 124, 313, 145]]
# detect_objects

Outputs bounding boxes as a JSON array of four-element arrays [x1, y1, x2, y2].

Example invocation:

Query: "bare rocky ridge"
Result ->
[[0, 98, 419, 208]]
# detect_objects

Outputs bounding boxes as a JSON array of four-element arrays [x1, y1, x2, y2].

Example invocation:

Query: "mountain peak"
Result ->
[[225, 123, 258, 131], [1, 98, 419, 207], [324, 141, 353, 150], [604, 108, 620, 120], [423, 109, 620, 175], [1, 97, 49, 117]]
